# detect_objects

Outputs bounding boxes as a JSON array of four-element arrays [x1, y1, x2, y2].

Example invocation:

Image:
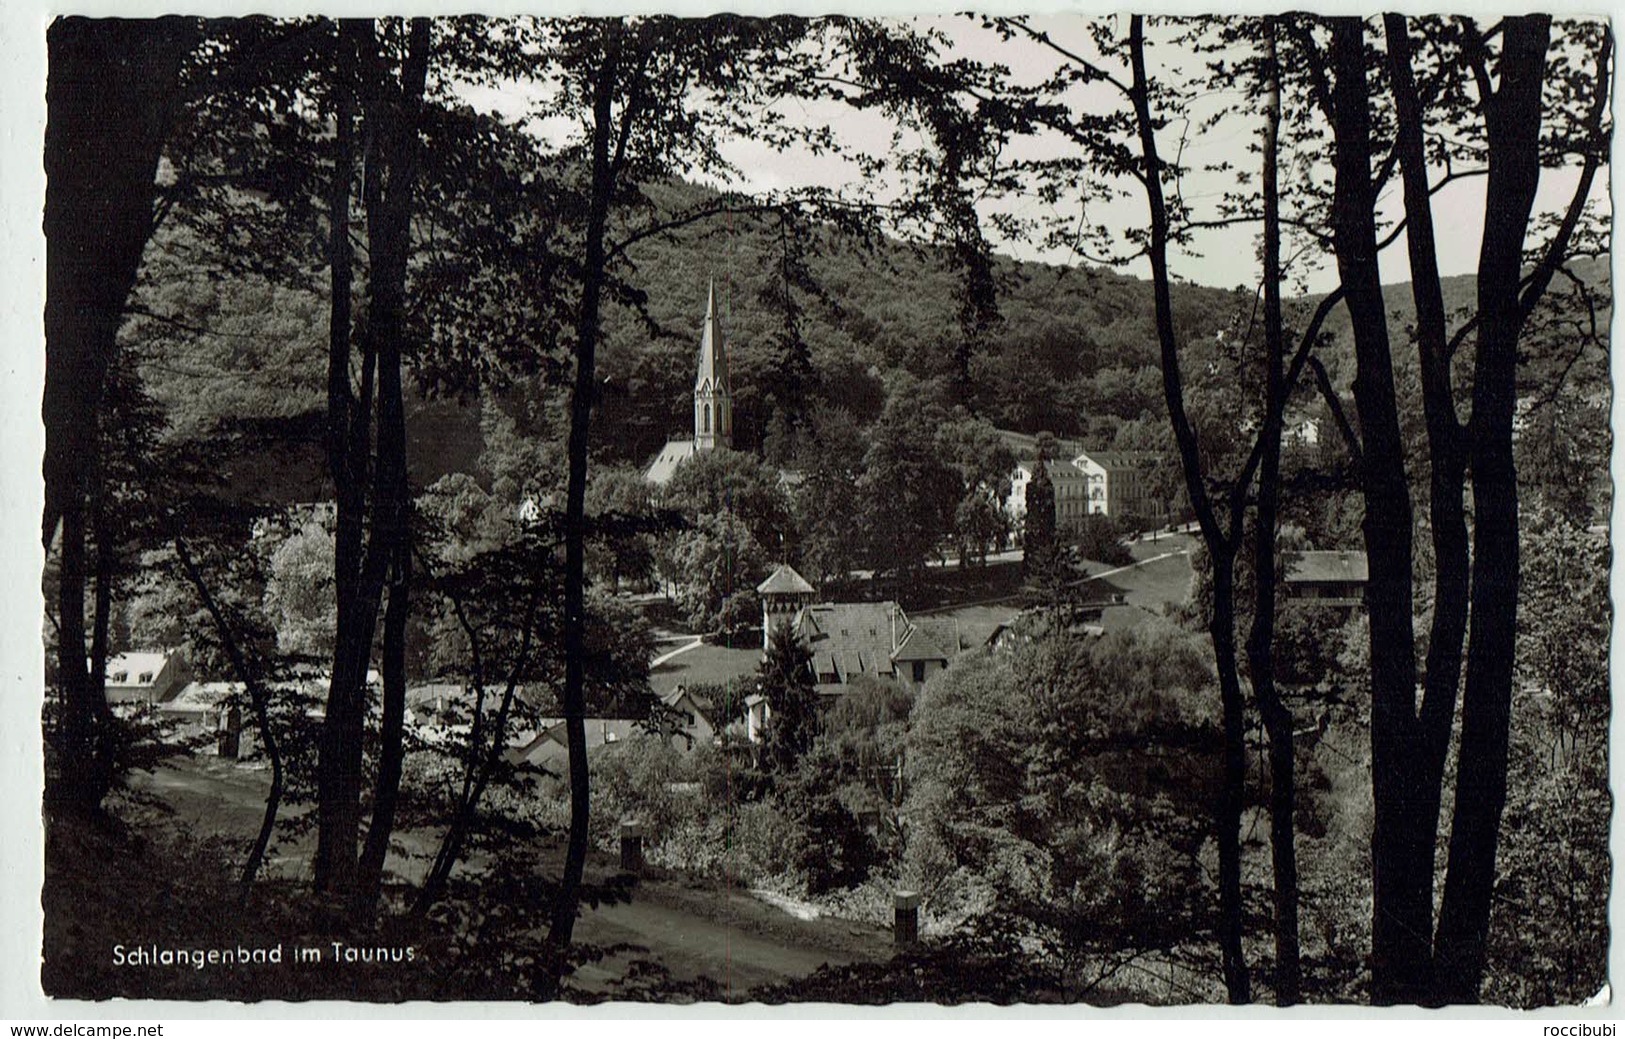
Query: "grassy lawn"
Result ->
[[1084, 550, 1193, 612], [1078, 534, 1194, 630], [1126, 530, 1197, 562], [650, 641, 762, 694], [907, 558, 1025, 611]]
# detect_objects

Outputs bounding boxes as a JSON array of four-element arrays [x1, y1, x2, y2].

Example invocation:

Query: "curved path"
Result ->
[[571, 883, 884, 998]]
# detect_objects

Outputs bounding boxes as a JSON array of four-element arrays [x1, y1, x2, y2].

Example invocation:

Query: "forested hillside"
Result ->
[[127, 177, 1249, 492], [131, 171, 1607, 510]]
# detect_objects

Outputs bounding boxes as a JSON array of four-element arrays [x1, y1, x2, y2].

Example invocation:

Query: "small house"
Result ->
[[1283, 550, 1368, 610], [103, 650, 190, 705]]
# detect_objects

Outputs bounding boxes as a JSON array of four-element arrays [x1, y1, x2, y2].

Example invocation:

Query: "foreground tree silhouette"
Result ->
[[1315, 15, 1610, 1002], [310, 18, 433, 913], [491, 16, 827, 994], [43, 16, 199, 816]]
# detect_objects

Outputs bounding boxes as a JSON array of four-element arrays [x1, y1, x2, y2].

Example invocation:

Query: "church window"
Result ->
[[702, 403, 711, 433]]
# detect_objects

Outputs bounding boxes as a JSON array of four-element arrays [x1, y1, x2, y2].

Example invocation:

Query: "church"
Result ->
[[645, 279, 733, 485]]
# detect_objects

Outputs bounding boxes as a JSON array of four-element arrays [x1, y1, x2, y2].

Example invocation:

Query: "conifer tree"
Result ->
[[759, 619, 819, 775]]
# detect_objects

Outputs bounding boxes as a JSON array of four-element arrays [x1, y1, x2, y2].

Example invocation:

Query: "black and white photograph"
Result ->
[[6, 8, 1615, 1012]]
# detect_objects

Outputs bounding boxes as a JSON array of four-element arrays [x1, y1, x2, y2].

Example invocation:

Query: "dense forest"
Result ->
[[130, 162, 1609, 512], [129, 176, 1250, 494]]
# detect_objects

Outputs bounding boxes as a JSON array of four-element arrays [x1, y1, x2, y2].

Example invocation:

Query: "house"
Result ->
[[103, 650, 190, 705], [507, 717, 641, 773], [656, 685, 717, 750], [996, 429, 1175, 526], [754, 565, 967, 694], [792, 600, 961, 694], [645, 280, 733, 486], [405, 681, 476, 723], [1283, 550, 1368, 609], [159, 680, 249, 758], [1006, 458, 1093, 531], [1069, 449, 1169, 522], [1284, 412, 1323, 462], [1237, 407, 1336, 468]]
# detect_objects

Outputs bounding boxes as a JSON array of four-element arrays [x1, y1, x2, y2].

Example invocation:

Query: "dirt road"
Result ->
[[133, 760, 891, 1000], [571, 881, 889, 998]]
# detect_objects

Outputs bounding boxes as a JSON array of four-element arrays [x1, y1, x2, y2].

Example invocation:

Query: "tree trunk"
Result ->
[[1383, 16, 1469, 860], [1327, 17, 1429, 1005], [1127, 16, 1249, 1003], [52, 496, 104, 814], [1210, 559, 1252, 1005], [1434, 15, 1551, 1003], [542, 29, 624, 996], [354, 16, 431, 917], [314, 18, 366, 896], [43, 15, 195, 816], [169, 530, 285, 907], [1248, 19, 1300, 1005]]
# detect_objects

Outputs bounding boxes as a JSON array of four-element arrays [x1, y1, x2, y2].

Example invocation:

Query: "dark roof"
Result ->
[[1074, 449, 1162, 469], [758, 564, 816, 596], [796, 601, 906, 682], [661, 685, 715, 727], [1283, 550, 1369, 584], [893, 617, 959, 663], [406, 683, 472, 711], [1016, 459, 1089, 485]]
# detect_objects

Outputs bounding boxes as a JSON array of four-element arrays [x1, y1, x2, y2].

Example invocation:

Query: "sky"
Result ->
[[462, 14, 1611, 295]]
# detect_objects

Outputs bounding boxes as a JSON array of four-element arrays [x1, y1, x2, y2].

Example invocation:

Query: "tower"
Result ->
[[694, 279, 732, 451], [756, 564, 816, 651]]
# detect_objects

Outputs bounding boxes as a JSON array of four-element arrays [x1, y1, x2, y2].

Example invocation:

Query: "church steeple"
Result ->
[[694, 279, 732, 450]]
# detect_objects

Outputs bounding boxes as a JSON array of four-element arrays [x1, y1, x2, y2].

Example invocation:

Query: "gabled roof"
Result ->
[[104, 651, 171, 685], [406, 683, 475, 717], [645, 438, 698, 486], [661, 685, 713, 726], [696, 279, 730, 393], [1283, 550, 1369, 584], [796, 601, 906, 683], [508, 718, 639, 767], [1014, 459, 1090, 485], [161, 681, 242, 713], [758, 563, 816, 596], [892, 616, 959, 663]]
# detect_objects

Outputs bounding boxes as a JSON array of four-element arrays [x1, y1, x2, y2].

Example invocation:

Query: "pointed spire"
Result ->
[[696, 277, 728, 393], [694, 277, 732, 450]]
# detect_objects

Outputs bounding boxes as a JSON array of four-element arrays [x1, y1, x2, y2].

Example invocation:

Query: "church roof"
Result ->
[[645, 438, 698, 486], [696, 279, 729, 394], [758, 564, 816, 596]]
